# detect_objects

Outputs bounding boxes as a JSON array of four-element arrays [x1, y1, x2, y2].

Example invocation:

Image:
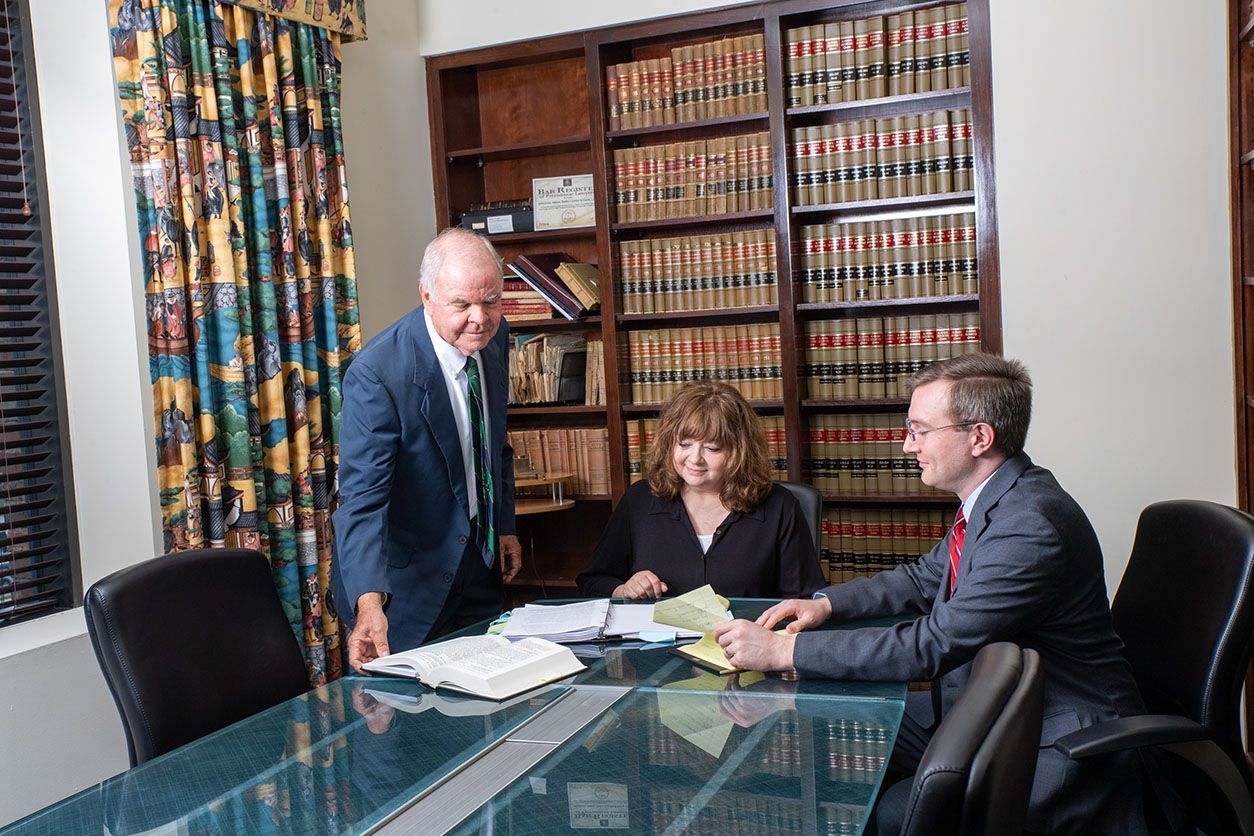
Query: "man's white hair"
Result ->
[[418, 227, 503, 298]]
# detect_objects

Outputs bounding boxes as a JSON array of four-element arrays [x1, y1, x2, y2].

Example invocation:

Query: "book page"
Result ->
[[363, 635, 510, 680], [428, 638, 585, 700], [653, 584, 732, 633]]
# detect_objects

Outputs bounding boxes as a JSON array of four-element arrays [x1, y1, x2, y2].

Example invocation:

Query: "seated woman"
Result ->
[[577, 381, 825, 600]]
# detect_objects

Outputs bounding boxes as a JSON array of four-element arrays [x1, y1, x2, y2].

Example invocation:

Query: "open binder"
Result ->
[[501, 599, 703, 644]]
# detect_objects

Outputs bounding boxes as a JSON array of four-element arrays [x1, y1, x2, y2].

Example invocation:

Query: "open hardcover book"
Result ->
[[362, 635, 585, 700]]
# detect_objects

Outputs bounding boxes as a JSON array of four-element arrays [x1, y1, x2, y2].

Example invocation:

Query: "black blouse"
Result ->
[[576, 481, 826, 599]]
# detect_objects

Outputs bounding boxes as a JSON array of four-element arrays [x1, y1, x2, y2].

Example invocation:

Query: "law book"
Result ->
[[513, 252, 590, 317], [362, 635, 585, 700], [605, 64, 621, 132], [554, 261, 601, 312], [508, 264, 578, 320]]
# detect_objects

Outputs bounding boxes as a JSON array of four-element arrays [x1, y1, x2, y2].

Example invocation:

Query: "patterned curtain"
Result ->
[[110, 0, 362, 685]]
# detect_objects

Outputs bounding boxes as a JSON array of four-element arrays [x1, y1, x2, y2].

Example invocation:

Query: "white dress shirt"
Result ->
[[423, 307, 489, 521]]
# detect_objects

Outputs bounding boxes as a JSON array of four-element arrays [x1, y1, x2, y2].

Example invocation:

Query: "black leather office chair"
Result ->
[[85, 548, 310, 766], [1054, 500, 1254, 835], [778, 480, 822, 556], [964, 647, 1044, 834], [899, 642, 1042, 836]]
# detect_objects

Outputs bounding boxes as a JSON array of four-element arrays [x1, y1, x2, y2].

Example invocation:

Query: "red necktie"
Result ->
[[947, 508, 967, 599]]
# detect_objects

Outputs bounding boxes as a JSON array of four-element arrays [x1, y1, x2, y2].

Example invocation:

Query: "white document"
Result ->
[[502, 599, 610, 642], [604, 603, 702, 640]]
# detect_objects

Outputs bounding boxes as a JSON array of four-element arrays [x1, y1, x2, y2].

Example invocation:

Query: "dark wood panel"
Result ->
[[447, 136, 592, 162], [494, 236, 600, 267], [478, 57, 590, 147], [508, 501, 613, 602], [482, 150, 594, 204]]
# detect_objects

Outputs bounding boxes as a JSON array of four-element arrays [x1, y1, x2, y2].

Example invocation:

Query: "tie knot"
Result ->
[[954, 508, 966, 530]]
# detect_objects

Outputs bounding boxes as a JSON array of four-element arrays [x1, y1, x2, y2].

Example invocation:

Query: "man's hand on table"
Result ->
[[755, 596, 832, 632], [714, 620, 796, 672], [348, 593, 391, 674]]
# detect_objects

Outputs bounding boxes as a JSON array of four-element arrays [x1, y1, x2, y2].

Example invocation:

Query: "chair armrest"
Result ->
[[1053, 715, 1207, 758]]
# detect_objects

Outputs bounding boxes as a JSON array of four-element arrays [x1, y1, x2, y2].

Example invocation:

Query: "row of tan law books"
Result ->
[[803, 312, 981, 400], [613, 132, 772, 223], [790, 109, 974, 205], [785, 2, 970, 107], [618, 229, 777, 314], [805, 412, 943, 496], [798, 212, 976, 303], [627, 324, 783, 405], [624, 415, 789, 485], [822, 508, 953, 584], [606, 34, 767, 131], [508, 428, 610, 497]]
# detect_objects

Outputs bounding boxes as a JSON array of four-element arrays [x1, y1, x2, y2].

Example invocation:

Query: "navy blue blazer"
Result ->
[[331, 308, 515, 652], [793, 453, 1151, 834]]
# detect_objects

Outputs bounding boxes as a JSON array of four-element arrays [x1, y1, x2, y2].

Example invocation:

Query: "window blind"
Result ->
[[0, 0, 77, 628]]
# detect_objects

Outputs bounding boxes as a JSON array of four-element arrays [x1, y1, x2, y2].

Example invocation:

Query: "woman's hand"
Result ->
[[612, 570, 668, 599]]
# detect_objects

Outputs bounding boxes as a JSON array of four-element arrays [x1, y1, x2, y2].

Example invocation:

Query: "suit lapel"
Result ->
[[959, 453, 1032, 583], [412, 309, 470, 516]]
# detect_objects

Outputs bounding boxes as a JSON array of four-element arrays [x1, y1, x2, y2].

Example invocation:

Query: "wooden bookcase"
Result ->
[[426, 0, 1001, 602]]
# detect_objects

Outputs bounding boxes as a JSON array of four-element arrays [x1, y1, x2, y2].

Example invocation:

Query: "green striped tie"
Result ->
[[464, 356, 495, 563]]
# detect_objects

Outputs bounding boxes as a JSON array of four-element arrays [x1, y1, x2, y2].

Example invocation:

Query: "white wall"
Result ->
[[340, 1, 428, 340], [0, 0, 161, 826], [988, 0, 1235, 585]]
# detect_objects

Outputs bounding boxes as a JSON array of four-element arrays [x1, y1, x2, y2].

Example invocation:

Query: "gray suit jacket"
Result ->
[[793, 453, 1151, 834]]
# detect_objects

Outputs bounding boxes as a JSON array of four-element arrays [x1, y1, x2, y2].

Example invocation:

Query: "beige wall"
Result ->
[[0, 0, 1236, 826], [988, 0, 1235, 584]]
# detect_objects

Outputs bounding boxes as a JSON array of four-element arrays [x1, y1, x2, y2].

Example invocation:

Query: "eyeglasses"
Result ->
[[904, 418, 976, 442]]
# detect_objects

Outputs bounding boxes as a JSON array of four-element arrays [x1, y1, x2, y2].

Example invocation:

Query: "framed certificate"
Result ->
[[532, 174, 596, 230]]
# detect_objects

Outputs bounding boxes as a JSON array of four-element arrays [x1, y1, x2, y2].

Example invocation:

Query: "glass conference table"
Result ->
[[5, 601, 906, 835]]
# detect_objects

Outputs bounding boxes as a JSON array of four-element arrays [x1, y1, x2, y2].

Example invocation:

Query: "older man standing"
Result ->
[[333, 228, 521, 673]]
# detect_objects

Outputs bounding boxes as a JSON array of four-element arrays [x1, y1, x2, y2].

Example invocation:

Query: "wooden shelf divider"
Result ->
[[786, 87, 971, 121], [447, 135, 592, 162], [605, 111, 769, 140]]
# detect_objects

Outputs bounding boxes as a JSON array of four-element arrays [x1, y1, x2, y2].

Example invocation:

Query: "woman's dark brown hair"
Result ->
[[644, 381, 772, 512]]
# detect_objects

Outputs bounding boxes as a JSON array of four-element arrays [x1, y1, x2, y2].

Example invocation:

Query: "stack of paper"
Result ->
[[501, 599, 610, 642], [500, 599, 705, 643], [605, 603, 703, 641]]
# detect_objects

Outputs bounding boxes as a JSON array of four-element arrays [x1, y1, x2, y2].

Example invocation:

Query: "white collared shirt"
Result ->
[[423, 307, 489, 520], [960, 463, 1001, 523]]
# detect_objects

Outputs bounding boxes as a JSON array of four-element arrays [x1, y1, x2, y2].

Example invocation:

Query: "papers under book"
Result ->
[[501, 599, 704, 643], [362, 635, 584, 700]]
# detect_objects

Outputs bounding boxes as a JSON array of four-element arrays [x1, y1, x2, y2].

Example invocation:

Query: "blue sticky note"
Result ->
[[637, 630, 678, 644]]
